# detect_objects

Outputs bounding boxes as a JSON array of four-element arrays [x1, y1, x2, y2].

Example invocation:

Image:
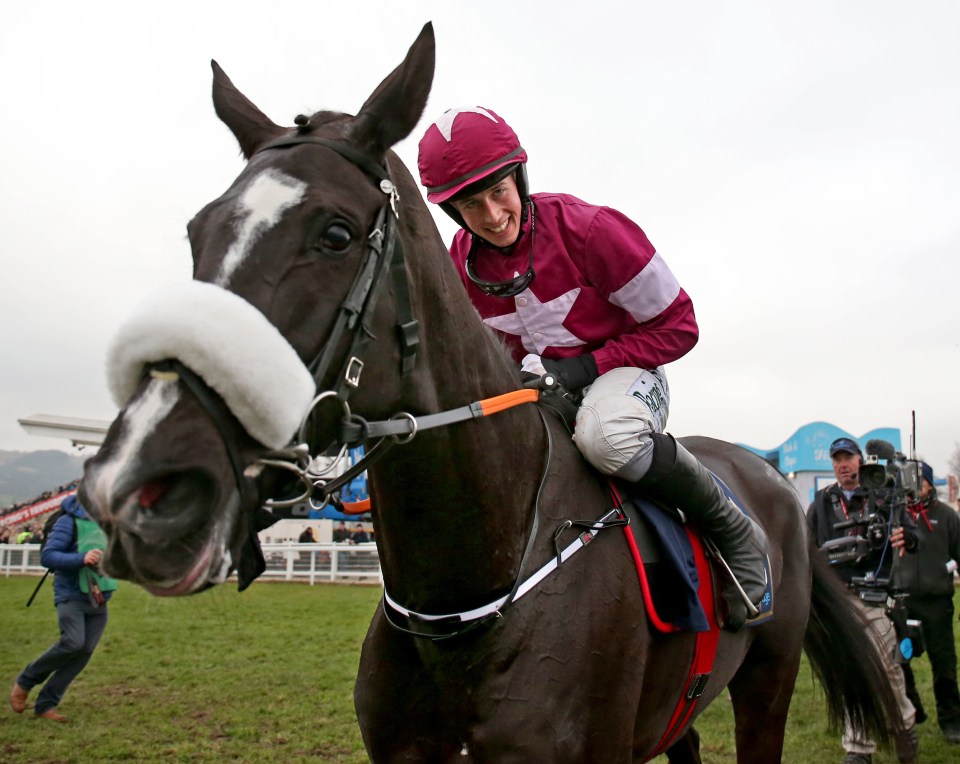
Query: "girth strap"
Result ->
[[647, 526, 721, 759]]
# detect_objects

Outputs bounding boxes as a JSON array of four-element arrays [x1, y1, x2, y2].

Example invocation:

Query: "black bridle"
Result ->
[[142, 132, 424, 586], [256, 133, 420, 399], [147, 133, 421, 515], [245, 133, 423, 506]]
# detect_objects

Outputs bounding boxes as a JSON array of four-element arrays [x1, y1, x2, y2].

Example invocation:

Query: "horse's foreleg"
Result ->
[[664, 727, 702, 764]]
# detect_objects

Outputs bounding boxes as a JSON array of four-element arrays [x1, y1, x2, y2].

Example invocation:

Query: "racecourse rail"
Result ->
[[0, 542, 383, 586]]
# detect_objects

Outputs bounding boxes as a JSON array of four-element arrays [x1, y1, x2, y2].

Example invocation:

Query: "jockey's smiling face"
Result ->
[[450, 174, 523, 248]]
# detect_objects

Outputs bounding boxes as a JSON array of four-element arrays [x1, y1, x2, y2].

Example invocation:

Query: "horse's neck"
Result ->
[[371, 232, 549, 611]]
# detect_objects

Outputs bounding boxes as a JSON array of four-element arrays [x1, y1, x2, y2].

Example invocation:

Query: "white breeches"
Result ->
[[572, 366, 670, 482]]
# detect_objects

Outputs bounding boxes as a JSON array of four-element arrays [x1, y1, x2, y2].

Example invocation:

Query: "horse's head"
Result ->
[[80, 23, 438, 595]]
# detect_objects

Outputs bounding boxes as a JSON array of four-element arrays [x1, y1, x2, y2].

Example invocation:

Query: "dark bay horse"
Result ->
[[80, 23, 899, 762]]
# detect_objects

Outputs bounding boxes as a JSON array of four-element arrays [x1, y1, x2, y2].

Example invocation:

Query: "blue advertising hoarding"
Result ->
[[738, 421, 902, 474]]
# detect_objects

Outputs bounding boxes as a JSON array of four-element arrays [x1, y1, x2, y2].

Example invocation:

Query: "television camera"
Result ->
[[818, 438, 926, 661], [818, 438, 922, 589]]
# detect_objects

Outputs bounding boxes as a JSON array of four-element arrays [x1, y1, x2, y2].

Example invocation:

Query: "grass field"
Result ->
[[1, 577, 957, 763]]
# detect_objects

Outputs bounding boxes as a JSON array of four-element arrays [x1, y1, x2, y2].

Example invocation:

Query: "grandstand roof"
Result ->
[[18, 413, 109, 447]]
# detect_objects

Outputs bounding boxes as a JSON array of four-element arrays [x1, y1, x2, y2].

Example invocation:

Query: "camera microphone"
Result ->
[[865, 439, 897, 461]]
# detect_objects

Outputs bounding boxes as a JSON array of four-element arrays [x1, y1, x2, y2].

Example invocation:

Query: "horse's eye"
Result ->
[[320, 223, 353, 253]]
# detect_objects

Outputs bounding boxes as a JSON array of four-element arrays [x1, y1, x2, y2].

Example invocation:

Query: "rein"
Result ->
[[261, 388, 545, 508], [380, 404, 628, 642]]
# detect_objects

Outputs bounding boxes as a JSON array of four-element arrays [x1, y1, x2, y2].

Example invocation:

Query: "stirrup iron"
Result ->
[[703, 537, 764, 618]]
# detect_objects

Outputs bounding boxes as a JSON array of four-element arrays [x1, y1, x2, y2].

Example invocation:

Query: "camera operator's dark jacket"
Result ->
[[807, 483, 872, 583], [897, 497, 960, 599], [806, 482, 916, 585]]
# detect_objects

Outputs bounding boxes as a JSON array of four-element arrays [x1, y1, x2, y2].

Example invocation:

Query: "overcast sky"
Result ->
[[1, 1, 957, 479]]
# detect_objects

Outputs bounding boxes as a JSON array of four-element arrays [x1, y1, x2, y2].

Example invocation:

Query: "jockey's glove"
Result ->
[[540, 354, 599, 396]]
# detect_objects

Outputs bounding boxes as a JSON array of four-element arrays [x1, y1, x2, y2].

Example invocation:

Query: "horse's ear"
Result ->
[[351, 22, 435, 155], [211, 60, 284, 159]]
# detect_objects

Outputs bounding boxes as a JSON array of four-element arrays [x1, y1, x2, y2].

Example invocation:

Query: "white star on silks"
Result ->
[[483, 286, 586, 354], [433, 107, 497, 141]]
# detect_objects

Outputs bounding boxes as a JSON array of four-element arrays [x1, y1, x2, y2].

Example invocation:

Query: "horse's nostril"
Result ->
[[113, 470, 217, 546], [139, 479, 169, 508]]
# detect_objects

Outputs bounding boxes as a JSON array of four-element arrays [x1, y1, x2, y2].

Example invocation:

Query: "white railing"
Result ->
[[0, 543, 41, 575], [259, 542, 382, 585], [0, 542, 382, 586]]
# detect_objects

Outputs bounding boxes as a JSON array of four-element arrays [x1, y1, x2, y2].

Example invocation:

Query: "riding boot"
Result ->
[[635, 433, 770, 631]]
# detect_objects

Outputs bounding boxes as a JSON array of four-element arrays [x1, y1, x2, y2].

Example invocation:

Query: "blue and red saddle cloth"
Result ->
[[613, 473, 774, 633]]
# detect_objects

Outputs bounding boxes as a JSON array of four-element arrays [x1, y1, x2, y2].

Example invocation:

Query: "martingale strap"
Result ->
[[382, 508, 626, 641], [380, 401, 633, 642]]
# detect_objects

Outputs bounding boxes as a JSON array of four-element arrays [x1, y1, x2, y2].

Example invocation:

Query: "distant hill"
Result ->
[[0, 450, 86, 509]]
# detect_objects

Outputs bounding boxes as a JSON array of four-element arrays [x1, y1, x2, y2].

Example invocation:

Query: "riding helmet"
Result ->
[[418, 107, 530, 223]]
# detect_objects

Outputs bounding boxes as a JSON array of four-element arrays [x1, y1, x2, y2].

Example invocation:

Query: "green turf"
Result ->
[[1, 577, 957, 762]]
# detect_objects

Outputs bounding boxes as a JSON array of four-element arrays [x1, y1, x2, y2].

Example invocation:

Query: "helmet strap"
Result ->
[[515, 164, 531, 201]]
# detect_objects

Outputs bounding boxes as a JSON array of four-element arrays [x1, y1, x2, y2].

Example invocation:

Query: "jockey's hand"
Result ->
[[541, 354, 600, 397], [520, 371, 545, 389], [521, 355, 562, 392]]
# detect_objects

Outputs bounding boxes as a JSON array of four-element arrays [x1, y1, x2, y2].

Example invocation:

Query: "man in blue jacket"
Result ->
[[9, 494, 116, 722]]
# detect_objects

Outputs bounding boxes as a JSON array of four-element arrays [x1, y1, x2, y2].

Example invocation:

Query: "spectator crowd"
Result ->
[[0, 480, 80, 545]]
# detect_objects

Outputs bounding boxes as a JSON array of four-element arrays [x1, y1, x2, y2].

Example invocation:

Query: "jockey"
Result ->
[[417, 106, 769, 630]]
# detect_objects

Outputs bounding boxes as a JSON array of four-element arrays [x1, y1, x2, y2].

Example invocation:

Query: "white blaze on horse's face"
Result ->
[[84, 377, 180, 512], [216, 169, 307, 286]]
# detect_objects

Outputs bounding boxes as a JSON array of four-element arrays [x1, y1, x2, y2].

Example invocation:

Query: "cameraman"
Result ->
[[806, 437, 920, 764], [897, 462, 960, 744]]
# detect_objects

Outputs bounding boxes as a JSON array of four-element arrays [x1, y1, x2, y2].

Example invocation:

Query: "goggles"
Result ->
[[465, 202, 536, 298]]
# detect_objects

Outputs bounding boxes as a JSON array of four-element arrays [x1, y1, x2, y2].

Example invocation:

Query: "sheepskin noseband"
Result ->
[[107, 281, 316, 450]]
